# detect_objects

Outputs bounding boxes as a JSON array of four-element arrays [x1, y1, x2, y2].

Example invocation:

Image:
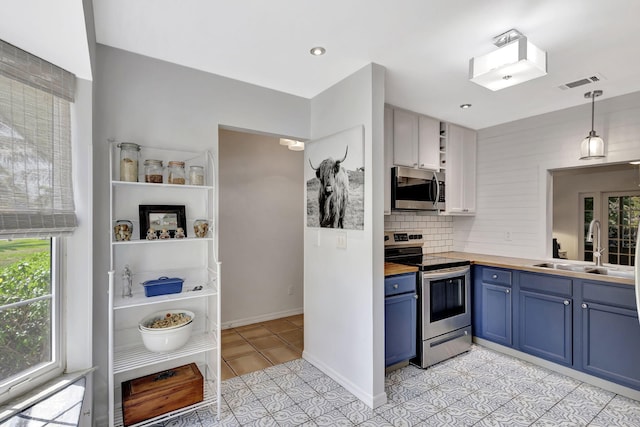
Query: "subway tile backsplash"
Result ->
[[384, 213, 454, 253]]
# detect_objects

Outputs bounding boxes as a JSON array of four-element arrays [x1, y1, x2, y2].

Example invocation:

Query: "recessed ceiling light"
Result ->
[[460, 104, 472, 109], [310, 46, 326, 56]]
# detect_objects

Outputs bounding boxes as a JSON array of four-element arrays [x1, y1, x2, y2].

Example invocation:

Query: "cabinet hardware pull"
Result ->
[[492, 274, 498, 279], [581, 303, 588, 309], [505, 289, 510, 294], [563, 300, 570, 306], [393, 284, 399, 289], [414, 294, 419, 299]]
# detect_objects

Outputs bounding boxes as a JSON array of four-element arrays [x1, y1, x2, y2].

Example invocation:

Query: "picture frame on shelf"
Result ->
[[139, 205, 187, 239]]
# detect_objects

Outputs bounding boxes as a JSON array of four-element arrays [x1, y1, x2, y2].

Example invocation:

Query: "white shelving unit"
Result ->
[[107, 143, 221, 426], [439, 121, 447, 171]]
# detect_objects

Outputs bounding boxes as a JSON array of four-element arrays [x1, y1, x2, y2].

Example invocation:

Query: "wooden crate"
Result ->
[[122, 363, 203, 426]]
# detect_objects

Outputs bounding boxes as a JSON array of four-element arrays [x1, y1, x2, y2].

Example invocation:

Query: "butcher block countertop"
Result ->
[[384, 262, 419, 277], [439, 251, 634, 286]]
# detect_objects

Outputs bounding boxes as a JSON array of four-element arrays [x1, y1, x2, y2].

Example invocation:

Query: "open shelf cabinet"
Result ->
[[107, 142, 221, 426]]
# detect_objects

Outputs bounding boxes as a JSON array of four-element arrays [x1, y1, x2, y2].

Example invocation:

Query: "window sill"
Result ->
[[0, 368, 94, 424]]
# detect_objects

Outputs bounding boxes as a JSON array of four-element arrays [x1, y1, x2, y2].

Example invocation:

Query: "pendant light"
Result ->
[[579, 90, 605, 160]]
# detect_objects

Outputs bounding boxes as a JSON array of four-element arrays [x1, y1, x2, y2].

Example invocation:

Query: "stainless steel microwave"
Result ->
[[391, 166, 445, 211]]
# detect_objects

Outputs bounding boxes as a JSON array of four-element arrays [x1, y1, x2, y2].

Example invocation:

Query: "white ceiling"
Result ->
[[6, 1, 640, 130], [2, 0, 92, 81]]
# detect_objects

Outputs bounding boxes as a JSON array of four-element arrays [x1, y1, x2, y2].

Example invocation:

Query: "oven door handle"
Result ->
[[422, 266, 469, 280]]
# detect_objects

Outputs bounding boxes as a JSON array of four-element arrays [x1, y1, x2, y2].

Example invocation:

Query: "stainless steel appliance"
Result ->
[[384, 231, 471, 368], [391, 166, 445, 211]]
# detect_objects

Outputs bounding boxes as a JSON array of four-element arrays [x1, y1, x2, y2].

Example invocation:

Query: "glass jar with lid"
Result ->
[[144, 159, 164, 183], [118, 142, 140, 182], [168, 161, 186, 184], [189, 165, 205, 186]]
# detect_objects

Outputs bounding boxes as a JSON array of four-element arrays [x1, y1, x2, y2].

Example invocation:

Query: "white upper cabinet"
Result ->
[[418, 115, 440, 171], [445, 124, 477, 215], [392, 107, 440, 171]]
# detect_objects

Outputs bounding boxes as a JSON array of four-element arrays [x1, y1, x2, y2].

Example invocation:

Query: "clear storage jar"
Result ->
[[118, 142, 140, 182], [193, 219, 210, 238], [113, 219, 133, 241], [144, 159, 164, 183], [189, 165, 205, 186], [168, 161, 186, 185]]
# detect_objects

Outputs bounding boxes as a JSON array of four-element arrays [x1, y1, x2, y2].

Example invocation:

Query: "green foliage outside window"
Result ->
[[0, 240, 51, 382]]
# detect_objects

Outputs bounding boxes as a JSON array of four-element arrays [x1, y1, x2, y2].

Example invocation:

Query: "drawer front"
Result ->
[[582, 281, 636, 309], [520, 272, 572, 297], [385, 273, 416, 296], [482, 268, 512, 286]]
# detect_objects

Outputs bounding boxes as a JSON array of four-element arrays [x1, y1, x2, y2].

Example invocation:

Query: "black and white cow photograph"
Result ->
[[305, 126, 364, 230]]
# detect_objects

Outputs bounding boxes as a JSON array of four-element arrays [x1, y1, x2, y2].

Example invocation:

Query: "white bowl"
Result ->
[[139, 321, 193, 353], [139, 310, 195, 331]]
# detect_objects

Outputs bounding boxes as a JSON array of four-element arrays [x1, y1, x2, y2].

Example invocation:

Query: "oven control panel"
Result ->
[[384, 231, 425, 246]]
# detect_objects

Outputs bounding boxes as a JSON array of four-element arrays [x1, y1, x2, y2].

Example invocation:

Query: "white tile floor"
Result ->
[[154, 345, 640, 426]]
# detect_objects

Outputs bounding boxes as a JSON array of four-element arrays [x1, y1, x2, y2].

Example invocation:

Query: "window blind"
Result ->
[[0, 39, 77, 238]]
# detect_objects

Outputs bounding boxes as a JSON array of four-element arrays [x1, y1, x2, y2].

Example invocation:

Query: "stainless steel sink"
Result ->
[[532, 262, 634, 279]]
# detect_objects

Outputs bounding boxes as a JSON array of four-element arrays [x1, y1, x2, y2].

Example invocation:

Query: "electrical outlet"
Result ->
[[505, 231, 512, 241], [337, 232, 347, 249]]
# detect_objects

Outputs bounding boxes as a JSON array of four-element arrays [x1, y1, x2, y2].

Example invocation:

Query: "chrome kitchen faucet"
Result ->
[[586, 219, 604, 267]]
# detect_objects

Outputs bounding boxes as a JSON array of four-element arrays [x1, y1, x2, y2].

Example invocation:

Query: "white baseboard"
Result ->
[[302, 350, 387, 409], [221, 307, 303, 329], [474, 337, 640, 401]]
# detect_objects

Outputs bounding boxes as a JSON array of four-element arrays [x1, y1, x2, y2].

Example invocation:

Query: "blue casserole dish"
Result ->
[[142, 276, 184, 297]]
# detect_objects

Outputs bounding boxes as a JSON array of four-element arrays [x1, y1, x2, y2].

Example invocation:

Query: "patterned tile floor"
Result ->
[[155, 345, 640, 426]]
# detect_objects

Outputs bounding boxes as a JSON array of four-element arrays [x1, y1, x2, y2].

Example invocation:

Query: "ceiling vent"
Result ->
[[558, 73, 606, 90]]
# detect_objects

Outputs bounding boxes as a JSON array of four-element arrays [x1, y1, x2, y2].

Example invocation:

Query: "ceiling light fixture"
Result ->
[[460, 104, 472, 109], [288, 141, 305, 151], [469, 29, 547, 91], [579, 90, 605, 160], [279, 138, 304, 151], [310, 46, 326, 56]]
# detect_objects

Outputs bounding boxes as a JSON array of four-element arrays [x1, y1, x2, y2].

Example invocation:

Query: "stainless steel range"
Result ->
[[384, 231, 472, 368]]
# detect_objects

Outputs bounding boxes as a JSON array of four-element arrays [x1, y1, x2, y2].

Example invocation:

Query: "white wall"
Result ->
[[92, 45, 310, 425], [304, 63, 386, 408], [553, 167, 638, 260], [219, 129, 304, 327], [454, 91, 640, 259]]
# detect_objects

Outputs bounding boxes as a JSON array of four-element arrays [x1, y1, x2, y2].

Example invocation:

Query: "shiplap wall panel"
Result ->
[[454, 91, 640, 259]]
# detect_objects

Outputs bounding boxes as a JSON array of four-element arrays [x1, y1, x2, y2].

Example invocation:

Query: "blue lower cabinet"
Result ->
[[578, 282, 640, 390], [519, 290, 572, 366], [471, 265, 640, 391], [385, 274, 417, 367], [481, 283, 512, 346], [473, 266, 512, 347]]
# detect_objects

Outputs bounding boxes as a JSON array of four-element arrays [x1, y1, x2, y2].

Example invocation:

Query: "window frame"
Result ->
[[0, 237, 63, 404], [602, 190, 640, 266]]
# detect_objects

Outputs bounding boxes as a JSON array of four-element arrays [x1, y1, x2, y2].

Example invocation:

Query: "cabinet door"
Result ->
[[581, 302, 640, 389], [481, 282, 512, 346], [385, 292, 417, 366], [445, 124, 476, 214], [393, 109, 419, 168], [418, 115, 440, 171], [519, 290, 572, 366]]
